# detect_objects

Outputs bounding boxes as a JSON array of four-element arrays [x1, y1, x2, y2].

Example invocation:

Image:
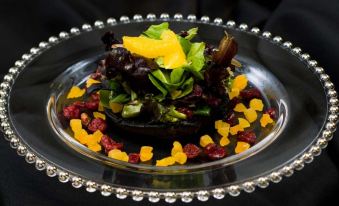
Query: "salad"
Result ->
[[61, 23, 276, 166]]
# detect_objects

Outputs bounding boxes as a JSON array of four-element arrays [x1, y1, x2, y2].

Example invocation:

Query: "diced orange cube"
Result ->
[[70, 119, 82, 132], [230, 125, 244, 135], [244, 108, 257, 123], [249, 98, 264, 111], [200, 135, 214, 147], [228, 88, 240, 100], [88, 143, 102, 152], [238, 118, 250, 128], [93, 112, 106, 120], [234, 103, 247, 112], [235, 141, 250, 154], [173, 152, 187, 164], [232, 74, 248, 91], [260, 114, 274, 127], [67, 86, 86, 99], [220, 136, 230, 146], [86, 78, 101, 88]]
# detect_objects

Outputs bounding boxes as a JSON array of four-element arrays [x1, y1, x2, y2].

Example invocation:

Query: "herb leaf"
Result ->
[[185, 27, 198, 40], [170, 68, 185, 84], [143, 22, 169, 39]]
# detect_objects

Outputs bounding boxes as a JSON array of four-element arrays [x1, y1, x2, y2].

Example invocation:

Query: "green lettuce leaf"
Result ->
[[110, 94, 130, 103], [185, 27, 198, 40], [170, 68, 185, 84], [143, 22, 169, 39], [187, 42, 205, 71], [178, 36, 192, 54], [148, 74, 168, 100]]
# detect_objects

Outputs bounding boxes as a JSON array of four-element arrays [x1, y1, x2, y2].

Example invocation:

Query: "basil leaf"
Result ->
[[99, 90, 112, 108], [148, 74, 168, 99], [185, 27, 198, 40], [110, 94, 130, 103], [143, 22, 169, 39], [170, 68, 185, 84], [187, 42, 205, 72]]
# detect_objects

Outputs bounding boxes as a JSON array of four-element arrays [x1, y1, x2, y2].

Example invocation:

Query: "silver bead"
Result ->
[[329, 98, 339, 105], [328, 114, 338, 123], [316, 138, 328, 149], [164, 192, 176, 203], [119, 15, 130, 23], [106, 17, 117, 25], [269, 172, 282, 183], [308, 60, 317, 67], [301, 152, 314, 164], [322, 129, 333, 140], [59, 31, 69, 39], [70, 27, 80, 34], [262, 31, 272, 38], [71, 176, 83, 188], [292, 159, 304, 170], [22, 53, 32, 60], [226, 20, 236, 27], [100, 184, 112, 196], [35, 159, 46, 171], [94, 20, 104, 28], [0, 82, 10, 90], [174, 13, 183, 20], [292, 47, 301, 54], [1, 122, 10, 130], [133, 14, 143, 21], [38, 42, 48, 49], [314, 67, 324, 74], [9, 67, 19, 75], [239, 23, 248, 30], [10, 137, 19, 149], [273, 36, 282, 43], [48, 36, 58, 43], [146, 13, 156, 20], [200, 15, 210, 23], [148, 191, 160, 203], [212, 188, 225, 199], [213, 18, 223, 25], [257, 177, 269, 188], [46, 165, 57, 177], [0, 114, 7, 121], [15, 60, 24, 67], [328, 89, 337, 98], [17, 145, 27, 156], [159, 13, 169, 20], [82, 24, 92, 31], [196, 190, 209, 201], [301, 53, 310, 60], [0, 90, 8, 98], [329, 106, 338, 114], [116, 188, 127, 199], [326, 122, 336, 131], [227, 185, 240, 196], [282, 41, 292, 48], [310, 145, 322, 156], [25, 152, 36, 164], [180, 192, 193, 203], [0, 99, 6, 107], [280, 166, 294, 177], [85, 181, 97, 192], [242, 182, 255, 193], [324, 81, 334, 89], [251, 27, 260, 34], [30, 47, 40, 55], [58, 171, 70, 183], [187, 14, 196, 21], [320, 74, 329, 81], [131, 190, 143, 201]]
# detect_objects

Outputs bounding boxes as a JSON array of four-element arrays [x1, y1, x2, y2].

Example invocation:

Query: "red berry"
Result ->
[[100, 135, 123, 154], [85, 101, 99, 110], [72, 101, 86, 109], [206, 96, 222, 107], [88, 118, 107, 133], [225, 112, 237, 126], [203, 143, 226, 160], [91, 93, 100, 101], [63, 105, 80, 120], [240, 88, 261, 101], [265, 108, 277, 119], [177, 108, 193, 119], [237, 131, 256, 145], [128, 153, 140, 164], [183, 143, 201, 159]]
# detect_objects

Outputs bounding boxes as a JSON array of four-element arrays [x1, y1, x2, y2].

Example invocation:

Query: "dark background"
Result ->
[[0, 0, 338, 205]]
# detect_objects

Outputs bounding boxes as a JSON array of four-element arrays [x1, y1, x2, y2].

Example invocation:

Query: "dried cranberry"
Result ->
[[203, 143, 226, 160], [225, 112, 237, 126], [62, 105, 80, 120], [128, 153, 140, 164], [90, 93, 100, 101], [183, 144, 201, 159], [88, 118, 107, 133], [206, 96, 222, 107], [80, 113, 91, 126], [192, 84, 203, 97], [100, 135, 123, 153], [179, 31, 188, 38], [177, 108, 193, 119], [265, 108, 277, 119], [240, 88, 261, 101], [72, 101, 86, 109], [237, 131, 256, 145], [85, 101, 99, 110]]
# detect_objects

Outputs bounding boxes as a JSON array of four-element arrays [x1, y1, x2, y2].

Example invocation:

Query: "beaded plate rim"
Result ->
[[0, 13, 338, 203]]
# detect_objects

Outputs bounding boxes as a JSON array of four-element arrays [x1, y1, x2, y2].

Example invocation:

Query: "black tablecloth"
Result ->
[[1, 0, 338, 205]]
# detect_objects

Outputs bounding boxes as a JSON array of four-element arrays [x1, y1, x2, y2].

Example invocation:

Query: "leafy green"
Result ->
[[110, 94, 130, 103], [99, 90, 112, 108], [176, 77, 194, 99], [193, 106, 211, 116], [178, 36, 192, 54], [131, 90, 137, 101], [170, 68, 185, 84], [121, 102, 143, 118], [143, 22, 169, 39], [187, 42, 205, 71], [107, 80, 120, 91], [185, 27, 198, 40], [148, 74, 168, 100]]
